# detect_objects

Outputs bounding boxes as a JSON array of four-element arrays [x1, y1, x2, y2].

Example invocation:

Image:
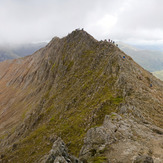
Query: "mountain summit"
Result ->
[[0, 29, 163, 163]]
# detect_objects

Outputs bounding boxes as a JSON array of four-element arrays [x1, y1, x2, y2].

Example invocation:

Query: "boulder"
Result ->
[[40, 137, 81, 163]]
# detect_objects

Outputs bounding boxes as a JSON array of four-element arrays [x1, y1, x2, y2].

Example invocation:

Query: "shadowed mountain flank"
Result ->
[[0, 30, 163, 163]]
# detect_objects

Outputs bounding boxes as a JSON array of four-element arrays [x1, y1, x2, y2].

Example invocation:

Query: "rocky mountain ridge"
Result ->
[[0, 29, 162, 163]]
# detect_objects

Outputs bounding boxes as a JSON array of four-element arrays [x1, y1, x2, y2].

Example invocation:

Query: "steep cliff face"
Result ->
[[0, 30, 163, 163]]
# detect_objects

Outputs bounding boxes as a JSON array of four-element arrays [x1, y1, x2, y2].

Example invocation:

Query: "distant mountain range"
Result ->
[[118, 42, 163, 72], [133, 43, 163, 51], [118, 42, 163, 81], [0, 42, 47, 62]]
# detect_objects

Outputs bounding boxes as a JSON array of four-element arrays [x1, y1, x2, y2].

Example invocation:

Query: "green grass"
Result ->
[[5, 81, 122, 162], [89, 156, 108, 163], [51, 63, 56, 71]]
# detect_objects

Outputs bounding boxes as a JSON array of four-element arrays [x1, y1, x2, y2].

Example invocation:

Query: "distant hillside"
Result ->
[[153, 70, 163, 80], [0, 48, 19, 62], [118, 42, 163, 72], [0, 42, 47, 62], [134, 43, 163, 51]]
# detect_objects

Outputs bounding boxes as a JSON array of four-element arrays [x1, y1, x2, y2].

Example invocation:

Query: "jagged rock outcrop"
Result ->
[[0, 29, 163, 163], [80, 113, 163, 163], [40, 138, 80, 163]]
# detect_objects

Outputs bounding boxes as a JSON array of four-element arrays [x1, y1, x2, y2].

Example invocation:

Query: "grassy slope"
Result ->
[[2, 32, 123, 162], [1, 30, 163, 163]]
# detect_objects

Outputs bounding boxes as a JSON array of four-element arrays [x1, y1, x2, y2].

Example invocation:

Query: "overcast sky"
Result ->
[[0, 0, 163, 45]]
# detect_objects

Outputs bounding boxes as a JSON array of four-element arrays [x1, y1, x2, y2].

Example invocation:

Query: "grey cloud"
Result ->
[[0, 0, 163, 45], [109, 0, 163, 42]]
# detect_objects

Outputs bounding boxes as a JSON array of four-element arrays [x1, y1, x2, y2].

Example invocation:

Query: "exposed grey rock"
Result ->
[[133, 155, 154, 163], [53, 156, 67, 163], [79, 126, 109, 159], [80, 113, 122, 159], [84, 127, 109, 145], [50, 137, 69, 159], [119, 105, 127, 114], [40, 138, 81, 163], [80, 112, 163, 162]]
